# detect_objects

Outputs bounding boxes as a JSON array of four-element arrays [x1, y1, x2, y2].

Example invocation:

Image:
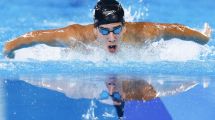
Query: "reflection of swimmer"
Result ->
[[21, 75, 197, 119], [4, 0, 211, 58], [103, 77, 157, 101], [100, 76, 157, 119]]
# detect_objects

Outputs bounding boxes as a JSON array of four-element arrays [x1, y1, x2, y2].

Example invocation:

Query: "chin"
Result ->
[[108, 49, 117, 53]]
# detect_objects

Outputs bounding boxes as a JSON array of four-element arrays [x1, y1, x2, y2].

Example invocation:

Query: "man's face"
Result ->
[[95, 22, 125, 53]]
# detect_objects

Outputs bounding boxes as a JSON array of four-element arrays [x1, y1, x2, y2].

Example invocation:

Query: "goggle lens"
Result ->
[[99, 25, 122, 35]]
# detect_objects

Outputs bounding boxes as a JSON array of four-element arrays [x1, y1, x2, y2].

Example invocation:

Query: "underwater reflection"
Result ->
[[15, 74, 198, 119], [101, 75, 157, 119]]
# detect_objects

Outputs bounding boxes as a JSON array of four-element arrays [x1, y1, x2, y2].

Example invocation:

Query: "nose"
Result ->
[[108, 32, 116, 42]]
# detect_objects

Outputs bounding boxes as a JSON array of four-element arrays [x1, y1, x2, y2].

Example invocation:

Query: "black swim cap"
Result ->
[[94, 0, 125, 27]]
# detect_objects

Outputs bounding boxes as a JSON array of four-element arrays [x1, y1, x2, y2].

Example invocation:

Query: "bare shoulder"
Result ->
[[64, 24, 94, 30], [123, 22, 163, 43], [58, 24, 96, 43]]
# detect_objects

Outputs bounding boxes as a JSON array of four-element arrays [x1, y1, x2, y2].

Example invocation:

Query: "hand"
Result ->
[[3, 41, 16, 59], [3, 51, 15, 59], [203, 23, 212, 38]]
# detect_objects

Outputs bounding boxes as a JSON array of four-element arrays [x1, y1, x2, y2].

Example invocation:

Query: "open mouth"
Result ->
[[108, 45, 117, 53]]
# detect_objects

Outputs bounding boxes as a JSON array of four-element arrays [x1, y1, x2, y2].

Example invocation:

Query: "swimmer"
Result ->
[[3, 0, 212, 58]]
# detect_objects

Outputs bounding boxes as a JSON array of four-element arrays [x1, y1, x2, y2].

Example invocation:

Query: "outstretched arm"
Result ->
[[160, 23, 211, 44], [3, 24, 95, 58], [4, 27, 71, 58], [124, 22, 211, 45]]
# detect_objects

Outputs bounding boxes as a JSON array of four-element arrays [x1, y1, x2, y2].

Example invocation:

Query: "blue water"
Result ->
[[0, 0, 215, 120]]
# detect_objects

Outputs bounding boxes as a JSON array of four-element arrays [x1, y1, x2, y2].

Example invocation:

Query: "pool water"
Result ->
[[0, 0, 215, 120]]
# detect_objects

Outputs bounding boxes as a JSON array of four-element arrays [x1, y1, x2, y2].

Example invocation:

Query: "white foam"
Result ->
[[150, 39, 210, 61], [13, 38, 214, 63], [14, 44, 62, 61]]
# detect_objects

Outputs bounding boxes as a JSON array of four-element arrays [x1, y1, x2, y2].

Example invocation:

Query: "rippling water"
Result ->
[[0, 0, 215, 120]]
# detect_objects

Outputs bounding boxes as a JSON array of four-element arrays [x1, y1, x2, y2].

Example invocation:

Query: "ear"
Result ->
[[121, 26, 127, 41], [122, 25, 126, 34], [93, 27, 98, 37]]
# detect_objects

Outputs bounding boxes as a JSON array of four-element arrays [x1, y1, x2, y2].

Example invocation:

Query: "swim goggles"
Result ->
[[98, 25, 122, 35]]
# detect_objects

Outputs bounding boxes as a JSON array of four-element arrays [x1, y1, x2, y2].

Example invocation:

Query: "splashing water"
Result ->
[[12, 38, 213, 63], [82, 100, 98, 120]]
